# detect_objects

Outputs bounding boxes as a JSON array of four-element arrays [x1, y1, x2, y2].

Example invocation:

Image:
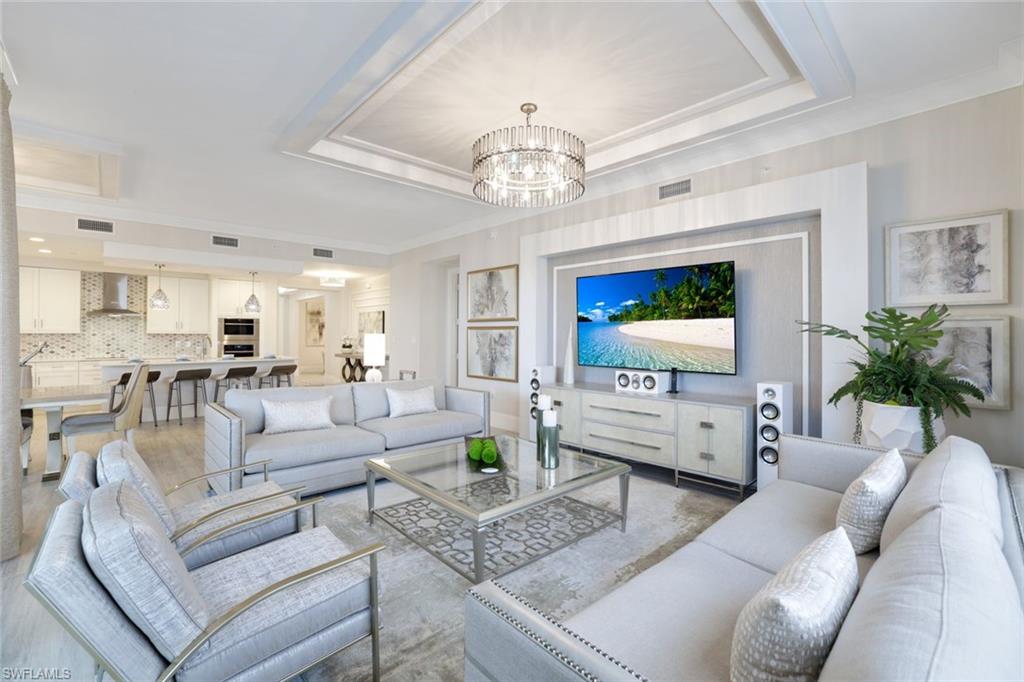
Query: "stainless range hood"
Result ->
[[89, 273, 142, 317]]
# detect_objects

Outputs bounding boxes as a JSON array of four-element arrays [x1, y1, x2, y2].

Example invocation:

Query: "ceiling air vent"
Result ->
[[211, 235, 239, 248], [658, 179, 691, 200], [312, 247, 334, 259], [77, 218, 114, 233]]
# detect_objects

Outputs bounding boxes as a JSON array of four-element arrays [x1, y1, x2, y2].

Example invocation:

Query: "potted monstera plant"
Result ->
[[799, 305, 984, 453]]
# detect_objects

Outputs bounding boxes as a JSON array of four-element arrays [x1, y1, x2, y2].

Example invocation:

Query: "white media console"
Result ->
[[542, 382, 756, 496]]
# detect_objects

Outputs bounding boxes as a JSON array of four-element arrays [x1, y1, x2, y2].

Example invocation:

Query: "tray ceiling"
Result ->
[[336, 2, 768, 171]]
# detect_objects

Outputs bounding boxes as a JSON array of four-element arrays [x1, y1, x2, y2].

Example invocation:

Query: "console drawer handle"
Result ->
[[588, 432, 660, 450], [699, 421, 715, 429], [699, 451, 716, 461], [589, 404, 662, 418]]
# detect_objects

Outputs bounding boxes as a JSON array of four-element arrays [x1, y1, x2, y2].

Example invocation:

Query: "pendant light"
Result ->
[[244, 271, 262, 313], [149, 264, 170, 310]]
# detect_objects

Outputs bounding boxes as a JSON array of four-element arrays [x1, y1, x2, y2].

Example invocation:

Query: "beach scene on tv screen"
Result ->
[[576, 263, 736, 374]]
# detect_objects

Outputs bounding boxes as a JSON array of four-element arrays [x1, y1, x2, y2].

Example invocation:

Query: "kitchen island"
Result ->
[[99, 356, 296, 423]]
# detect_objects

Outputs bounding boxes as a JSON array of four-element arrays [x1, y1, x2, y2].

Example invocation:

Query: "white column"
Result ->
[[0, 74, 23, 560]]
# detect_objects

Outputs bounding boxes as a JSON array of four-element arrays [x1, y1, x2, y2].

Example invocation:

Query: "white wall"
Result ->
[[389, 87, 1024, 466]]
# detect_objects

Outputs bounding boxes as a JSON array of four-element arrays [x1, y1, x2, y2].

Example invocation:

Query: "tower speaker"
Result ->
[[528, 366, 556, 423], [614, 370, 670, 394], [756, 381, 793, 487]]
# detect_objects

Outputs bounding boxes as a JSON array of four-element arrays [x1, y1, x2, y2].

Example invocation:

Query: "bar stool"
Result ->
[[213, 366, 258, 402], [166, 368, 212, 426], [109, 370, 162, 427], [260, 364, 297, 388]]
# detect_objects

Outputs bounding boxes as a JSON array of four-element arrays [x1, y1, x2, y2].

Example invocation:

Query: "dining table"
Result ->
[[20, 383, 110, 481]]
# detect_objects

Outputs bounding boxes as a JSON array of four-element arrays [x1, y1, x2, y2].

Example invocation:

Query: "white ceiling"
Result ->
[[5, 1, 1022, 255], [339, 1, 769, 171]]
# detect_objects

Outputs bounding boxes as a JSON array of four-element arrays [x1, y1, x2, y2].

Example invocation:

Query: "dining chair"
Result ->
[[62, 363, 148, 457]]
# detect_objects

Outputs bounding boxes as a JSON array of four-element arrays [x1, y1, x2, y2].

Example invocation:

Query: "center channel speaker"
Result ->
[[528, 366, 556, 423], [614, 370, 670, 394], [756, 381, 793, 487]]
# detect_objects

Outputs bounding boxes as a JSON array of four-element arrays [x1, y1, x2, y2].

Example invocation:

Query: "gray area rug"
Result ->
[[374, 476, 621, 581], [306, 472, 736, 681]]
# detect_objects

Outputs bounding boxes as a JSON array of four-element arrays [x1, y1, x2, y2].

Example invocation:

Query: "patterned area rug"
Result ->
[[305, 469, 736, 681], [375, 481, 620, 581]]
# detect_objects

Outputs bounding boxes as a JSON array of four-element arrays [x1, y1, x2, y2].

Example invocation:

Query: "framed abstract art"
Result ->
[[466, 326, 518, 382], [885, 210, 1008, 306], [921, 315, 1011, 410], [467, 264, 518, 322]]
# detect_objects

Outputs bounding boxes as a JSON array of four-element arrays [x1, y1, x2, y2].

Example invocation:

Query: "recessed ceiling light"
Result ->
[[29, 237, 45, 243], [38, 248, 52, 254]]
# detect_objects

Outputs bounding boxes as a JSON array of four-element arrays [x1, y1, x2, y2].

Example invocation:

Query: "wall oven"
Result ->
[[219, 318, 260, 358], [221, 318, 258, 337]]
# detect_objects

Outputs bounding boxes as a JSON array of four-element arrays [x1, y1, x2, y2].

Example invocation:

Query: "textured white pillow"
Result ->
[[836, 448, 907, 553], [261, 396, 335, 435], [387, 386, 437, 419], [730, 527, 859, 682]]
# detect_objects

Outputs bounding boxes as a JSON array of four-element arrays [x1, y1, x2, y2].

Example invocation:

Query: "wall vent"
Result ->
[[211, 235, 240, 248], [77, 218, 114, 233], [312, 247, 334, 259], [658, 179, 691, 200]]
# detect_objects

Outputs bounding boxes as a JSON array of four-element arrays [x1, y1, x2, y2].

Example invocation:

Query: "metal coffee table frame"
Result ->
[[365, 448, 630, 583]]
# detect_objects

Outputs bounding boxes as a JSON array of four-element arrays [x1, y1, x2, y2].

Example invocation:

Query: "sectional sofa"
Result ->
[[204, 380, 489, 495], [465, 434, 1024, 681]]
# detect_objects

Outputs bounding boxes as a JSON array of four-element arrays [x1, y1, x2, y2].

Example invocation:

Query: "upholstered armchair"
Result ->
[[26, 487, 383, 682], [58, 440, 307, 569]]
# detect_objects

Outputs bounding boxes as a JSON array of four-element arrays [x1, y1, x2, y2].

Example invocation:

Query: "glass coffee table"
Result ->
[[365, 434, 630, 583]]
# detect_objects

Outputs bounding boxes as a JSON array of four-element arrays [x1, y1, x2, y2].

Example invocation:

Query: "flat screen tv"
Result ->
[[576, 261, 736, 375]]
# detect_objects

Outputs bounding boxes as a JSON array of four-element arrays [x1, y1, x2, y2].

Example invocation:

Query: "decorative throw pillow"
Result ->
[[96, 440, 177, 535], [730, 527, 859, 682], [387, 386, 438, 419], [81, 481, 208, 660], [261, 396, 335, 435], [836, 448, 907, 553]]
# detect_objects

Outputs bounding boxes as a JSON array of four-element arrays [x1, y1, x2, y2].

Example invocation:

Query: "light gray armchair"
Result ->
[[60, 440, 308, 569], [26, 486, 383, 682]]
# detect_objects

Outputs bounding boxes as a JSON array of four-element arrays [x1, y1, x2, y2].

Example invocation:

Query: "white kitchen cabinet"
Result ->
[[178, 278, 211, 333], [20, 267, 81, 334], [31, 362, 80, 388], [146, 276, 210, 334], [19, 267, 36, 332], [76, 361, 106, 385], [215, 278, 264, 317]]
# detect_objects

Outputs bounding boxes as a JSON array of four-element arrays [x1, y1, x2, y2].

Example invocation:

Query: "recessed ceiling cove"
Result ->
[[339, 2, 765, 171], [281, 0, 848, 200]]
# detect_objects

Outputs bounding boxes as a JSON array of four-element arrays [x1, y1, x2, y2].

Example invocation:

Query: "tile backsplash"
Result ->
[[20, 271, 209, 360]]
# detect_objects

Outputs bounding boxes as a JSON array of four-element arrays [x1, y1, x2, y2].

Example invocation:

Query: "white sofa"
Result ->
[[465, 435, 1024, 681], [204, 380, 489, 495]]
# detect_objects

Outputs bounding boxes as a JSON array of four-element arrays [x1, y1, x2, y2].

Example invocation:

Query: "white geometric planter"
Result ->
[[862, 400, 945, 453]]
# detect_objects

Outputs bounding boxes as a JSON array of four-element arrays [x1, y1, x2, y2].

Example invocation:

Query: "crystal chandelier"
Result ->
[[149, 264, 170, 310], [472, 103, 585, 208], [244, 271, 262, 313]]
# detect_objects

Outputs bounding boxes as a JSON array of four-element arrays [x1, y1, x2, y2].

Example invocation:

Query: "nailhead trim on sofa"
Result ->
[[467, 582, 648, 682]]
